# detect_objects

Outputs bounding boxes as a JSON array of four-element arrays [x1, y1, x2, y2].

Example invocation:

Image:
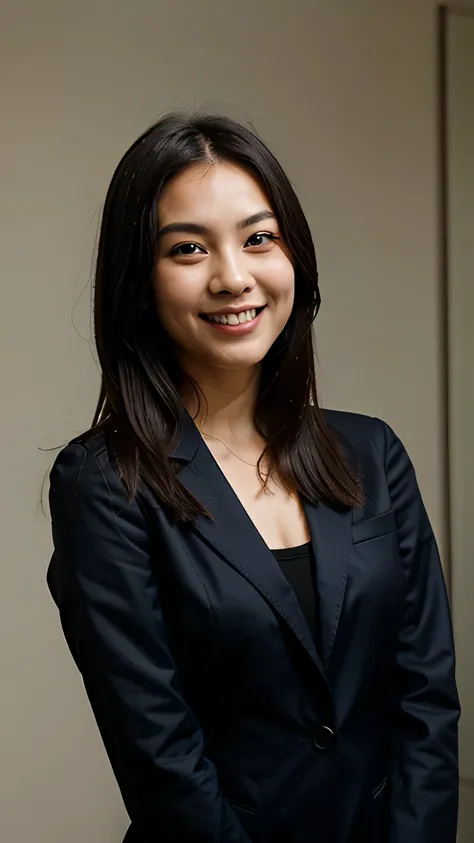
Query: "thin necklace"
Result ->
[[201, 430, 267, 472]]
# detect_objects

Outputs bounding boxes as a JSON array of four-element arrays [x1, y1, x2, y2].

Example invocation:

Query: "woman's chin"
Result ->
[[177, 335, 277, 375], [207, 348, 270, 371]]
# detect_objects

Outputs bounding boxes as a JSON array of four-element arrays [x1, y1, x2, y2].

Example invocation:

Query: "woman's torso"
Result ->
[[48, 409, 409, 842]]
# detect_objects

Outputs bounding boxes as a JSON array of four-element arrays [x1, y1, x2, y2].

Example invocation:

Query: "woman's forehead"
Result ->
[[158, 161, 272, 226]]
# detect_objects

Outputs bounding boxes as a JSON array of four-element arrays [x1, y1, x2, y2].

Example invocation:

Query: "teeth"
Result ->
[[207, 308, 258, 325]]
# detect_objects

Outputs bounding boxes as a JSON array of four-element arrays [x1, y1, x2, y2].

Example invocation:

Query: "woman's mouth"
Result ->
[[199, 306, 266, 336]]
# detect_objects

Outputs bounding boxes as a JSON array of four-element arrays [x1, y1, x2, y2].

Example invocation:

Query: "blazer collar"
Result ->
[[170, 409, 202, 464], [171, 410, 351, 673], [305, 498, 351, 670]]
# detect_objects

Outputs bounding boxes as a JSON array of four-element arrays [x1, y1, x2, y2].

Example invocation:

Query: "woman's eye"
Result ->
[[170, 243, 206, 257], [246, 232, 278, 248]]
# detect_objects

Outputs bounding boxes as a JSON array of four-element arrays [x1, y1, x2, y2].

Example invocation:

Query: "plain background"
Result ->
[[0, 0, 465, 840], [446, 6, 474, 840]]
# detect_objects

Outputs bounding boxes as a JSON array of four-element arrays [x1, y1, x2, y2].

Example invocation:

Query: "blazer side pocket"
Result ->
[[372, 775, 388, 800], [352, 510, 397, 545]]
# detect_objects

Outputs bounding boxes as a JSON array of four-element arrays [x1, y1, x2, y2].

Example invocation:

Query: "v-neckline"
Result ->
[[170, 410, 353, 674], [198, 432, 312, 553]]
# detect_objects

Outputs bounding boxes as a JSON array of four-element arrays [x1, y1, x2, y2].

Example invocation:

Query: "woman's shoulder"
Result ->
[[49, 426, 118, 496], [323, 410, 421, 506], [323, 408, 395, 460]]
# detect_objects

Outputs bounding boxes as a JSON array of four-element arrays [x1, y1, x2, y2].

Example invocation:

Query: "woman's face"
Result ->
[[154, 161, 295, 375]]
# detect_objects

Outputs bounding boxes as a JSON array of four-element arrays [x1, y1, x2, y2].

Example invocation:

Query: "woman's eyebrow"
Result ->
[[238, 210, 276, 229], [157, 210, 276, 239], [157, 221, 210, 238]]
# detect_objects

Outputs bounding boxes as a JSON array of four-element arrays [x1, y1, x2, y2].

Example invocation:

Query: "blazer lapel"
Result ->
[[304, 498, 352, 670], [172, 414, 325, 677]]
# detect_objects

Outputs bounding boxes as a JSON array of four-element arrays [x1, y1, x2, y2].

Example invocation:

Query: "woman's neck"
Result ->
[[180, 365, 261, 443]]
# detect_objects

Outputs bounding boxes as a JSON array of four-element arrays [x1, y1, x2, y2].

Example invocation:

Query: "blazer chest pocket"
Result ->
[[352, 510, 397, 545]]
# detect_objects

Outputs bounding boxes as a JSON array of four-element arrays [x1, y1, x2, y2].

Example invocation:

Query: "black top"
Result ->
[[272, 542, 318, 644]]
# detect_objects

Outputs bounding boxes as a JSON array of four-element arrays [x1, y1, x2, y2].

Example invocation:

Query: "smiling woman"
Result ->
[[88, 113, 362, 520], [47, 113, 459, 843], [154, 161, 294, 367]]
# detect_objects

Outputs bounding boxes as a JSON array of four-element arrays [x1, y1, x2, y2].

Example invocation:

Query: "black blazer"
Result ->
[[47, 410, 459, 843]]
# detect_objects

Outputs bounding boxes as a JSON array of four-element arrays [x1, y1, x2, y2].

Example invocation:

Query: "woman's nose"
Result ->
[[208, 250, 256, 297]]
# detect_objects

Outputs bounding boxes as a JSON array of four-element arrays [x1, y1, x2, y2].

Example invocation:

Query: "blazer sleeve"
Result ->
[[49, 442, 252, 843], [383, 424, 460, 843]]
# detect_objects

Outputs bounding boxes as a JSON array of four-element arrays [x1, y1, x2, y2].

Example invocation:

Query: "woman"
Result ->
[[48, 113, 459, 842]]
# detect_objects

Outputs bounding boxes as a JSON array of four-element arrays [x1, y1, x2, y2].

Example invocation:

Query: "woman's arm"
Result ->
[[49, 441, 251, 843], [383, 424, 460, 843]]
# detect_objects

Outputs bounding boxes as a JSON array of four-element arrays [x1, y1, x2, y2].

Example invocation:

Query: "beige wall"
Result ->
[[0, 1, 444, 840], [446, 8, 474, 841]]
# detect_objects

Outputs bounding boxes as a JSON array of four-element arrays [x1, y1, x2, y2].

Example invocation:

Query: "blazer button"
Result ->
[[312, 725, 335, 751]]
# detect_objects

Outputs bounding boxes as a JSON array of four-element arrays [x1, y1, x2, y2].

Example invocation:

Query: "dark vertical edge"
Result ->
[[437, 4, 453, 600]]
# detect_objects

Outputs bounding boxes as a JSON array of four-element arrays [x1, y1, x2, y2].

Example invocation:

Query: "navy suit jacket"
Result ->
[[47, 410, 459, 842]]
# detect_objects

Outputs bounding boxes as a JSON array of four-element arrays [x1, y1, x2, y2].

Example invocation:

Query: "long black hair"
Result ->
[[91, 113, 363, 520]]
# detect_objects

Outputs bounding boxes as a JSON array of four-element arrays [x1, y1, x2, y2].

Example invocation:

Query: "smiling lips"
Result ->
[[200, 305, 266, 335]]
